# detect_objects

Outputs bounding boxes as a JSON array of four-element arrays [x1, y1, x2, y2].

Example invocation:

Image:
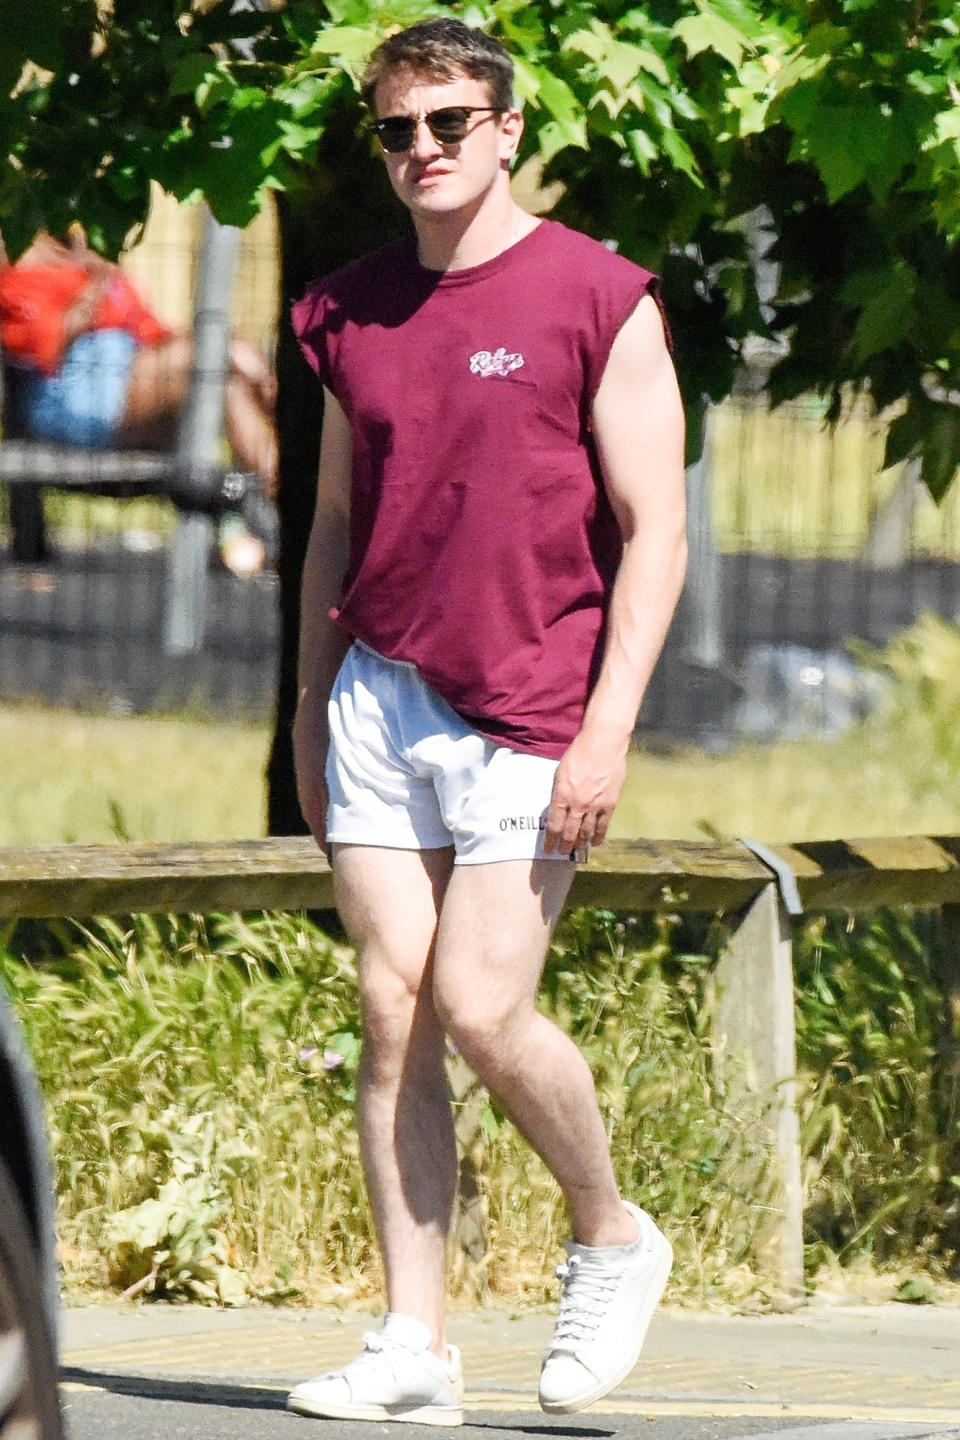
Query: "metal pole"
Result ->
[[683, 406, 723, 670], [162, 209, 242, 655]]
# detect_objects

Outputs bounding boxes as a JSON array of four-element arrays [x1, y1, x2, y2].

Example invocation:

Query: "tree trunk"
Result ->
[[266, 119, 405, 835]]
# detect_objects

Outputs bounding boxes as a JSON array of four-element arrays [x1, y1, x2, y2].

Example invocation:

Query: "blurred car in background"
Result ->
[[0, 983, 63, 1439]]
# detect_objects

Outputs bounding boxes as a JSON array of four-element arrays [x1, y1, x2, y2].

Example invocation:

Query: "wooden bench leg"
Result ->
[[710, 882, 804, 1299]]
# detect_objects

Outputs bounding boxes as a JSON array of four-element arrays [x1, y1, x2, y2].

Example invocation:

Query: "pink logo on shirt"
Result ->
[[469, 347, 525, 378]]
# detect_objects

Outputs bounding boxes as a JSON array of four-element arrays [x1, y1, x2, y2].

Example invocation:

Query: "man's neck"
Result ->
[[415, 198, 534, 273]]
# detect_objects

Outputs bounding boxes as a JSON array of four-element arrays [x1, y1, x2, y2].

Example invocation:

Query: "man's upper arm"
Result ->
[[315, 387, 353, 524], [590, 293, 686, 538]]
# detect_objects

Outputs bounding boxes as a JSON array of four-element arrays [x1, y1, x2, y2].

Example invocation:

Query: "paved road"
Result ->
[[60, 1375, 960, 1440], [59, 1303, 960, 1440]]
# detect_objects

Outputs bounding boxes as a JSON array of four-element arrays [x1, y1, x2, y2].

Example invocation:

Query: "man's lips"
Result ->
[[409, 166, 452, 184]]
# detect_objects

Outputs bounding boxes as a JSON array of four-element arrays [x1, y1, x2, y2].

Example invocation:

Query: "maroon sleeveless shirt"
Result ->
[[292, 219, 661, 758]]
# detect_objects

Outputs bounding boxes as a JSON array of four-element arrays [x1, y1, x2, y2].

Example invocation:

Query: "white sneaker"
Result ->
[[287, 1313, 464, 1426], [539, 1201, 673, 1414]]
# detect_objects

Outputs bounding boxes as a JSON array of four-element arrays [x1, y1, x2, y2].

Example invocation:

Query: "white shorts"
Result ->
[[326, 642, 573, 865]]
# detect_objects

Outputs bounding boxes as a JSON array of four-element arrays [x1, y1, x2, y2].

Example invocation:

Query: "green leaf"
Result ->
[[307, 25, 381, 66], [325, 1028, 363, 1069], [523, 63, 588, 150], [783, 101, 872, 202], [510, 53, 542, 105], [659, 125, 703, 186], [625, 126, 657, 175], [851, 287, 915, 362], [168, 54, 220, 99], [4, 0, 66, 70], [673, 11, 749, 68], [479, 1103, 500, 1142], [564, 22, 668, 91], [920, 402, 960, 503], [841, 263, 917, 362], [932, 108, 960, 144]]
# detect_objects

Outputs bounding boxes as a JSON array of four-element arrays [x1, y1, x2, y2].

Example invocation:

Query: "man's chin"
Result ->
[[406, 181, 457, 207]]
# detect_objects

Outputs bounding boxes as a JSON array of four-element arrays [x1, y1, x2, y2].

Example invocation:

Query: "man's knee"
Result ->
[[358, 949, 440, 1081], [433, 978, 524, 1076], [356, 950, 414, 1031]]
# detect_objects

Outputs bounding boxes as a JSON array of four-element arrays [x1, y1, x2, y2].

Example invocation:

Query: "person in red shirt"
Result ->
[[0, 229, 277, 494], [289, 19, 687, 1424]]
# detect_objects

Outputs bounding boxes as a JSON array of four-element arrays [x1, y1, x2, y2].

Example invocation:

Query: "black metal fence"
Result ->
[[0, 489, 278, 716], [640, 396, 960, 742]]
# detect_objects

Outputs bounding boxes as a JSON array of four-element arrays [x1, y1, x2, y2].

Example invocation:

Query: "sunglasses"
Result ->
[[373, 106, 504, 153]]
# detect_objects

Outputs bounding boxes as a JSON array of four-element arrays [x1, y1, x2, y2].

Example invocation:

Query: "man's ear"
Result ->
[[498, 107, 524, 163]]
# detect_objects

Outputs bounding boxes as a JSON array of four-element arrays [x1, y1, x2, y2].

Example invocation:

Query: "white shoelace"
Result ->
[[550, 1253, 622, 1350], [347, 1331, 408, 1375]]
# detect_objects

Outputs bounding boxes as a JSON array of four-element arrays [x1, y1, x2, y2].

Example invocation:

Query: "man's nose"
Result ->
[[410, 116, 443, 158]]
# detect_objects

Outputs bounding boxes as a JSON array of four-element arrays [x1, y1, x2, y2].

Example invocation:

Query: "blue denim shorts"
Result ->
[[18, 329, 137, 449]]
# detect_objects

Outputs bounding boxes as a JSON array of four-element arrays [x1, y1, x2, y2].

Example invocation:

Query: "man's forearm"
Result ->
[[293, 511, 352, 840], [578, 518, 688, 751], [296, 522, 351, 728]]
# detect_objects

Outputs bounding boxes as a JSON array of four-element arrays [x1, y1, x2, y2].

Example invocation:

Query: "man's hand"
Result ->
[[544, 730, 628, 856], [292, 700, 330, 844]]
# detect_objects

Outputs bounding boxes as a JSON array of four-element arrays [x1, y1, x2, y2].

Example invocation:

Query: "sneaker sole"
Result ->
[[287, 1394, 463, 1426], [539, 1224, 674, 1415]]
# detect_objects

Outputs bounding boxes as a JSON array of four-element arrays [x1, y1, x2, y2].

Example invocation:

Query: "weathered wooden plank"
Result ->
[[4, 834, 960, 921], [0, 838, 335, 919], [769, 835, 960, 911], [710, 884, 804, 1298], [569, 839, 770, 912], [0, 837, 771, 920]]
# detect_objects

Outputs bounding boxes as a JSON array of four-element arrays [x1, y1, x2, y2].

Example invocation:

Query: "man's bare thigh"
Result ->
[[433, 858, 575, 1010], [332, 844, 455, 992]]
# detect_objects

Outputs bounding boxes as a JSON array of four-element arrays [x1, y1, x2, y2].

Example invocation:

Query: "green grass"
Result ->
[[611, 732, 960, 845], [4, 903, 956, 1310], [0, 909, 803, 1308], [0, 705, 268, 846], [4, 615, 960, 850]]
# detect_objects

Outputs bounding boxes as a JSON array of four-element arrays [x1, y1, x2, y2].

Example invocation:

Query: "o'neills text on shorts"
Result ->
[[499, 815, 548, 832]]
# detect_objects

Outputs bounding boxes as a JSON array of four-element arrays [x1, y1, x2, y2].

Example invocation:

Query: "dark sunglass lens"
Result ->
[[376, 118, 416, 152], [426, 108, 471, 143]]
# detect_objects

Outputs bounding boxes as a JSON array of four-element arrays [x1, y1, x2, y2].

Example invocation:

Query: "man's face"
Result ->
[[372, 68, 523, 222]]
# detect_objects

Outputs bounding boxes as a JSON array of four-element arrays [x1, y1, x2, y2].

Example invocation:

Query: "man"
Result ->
[[288, 17, 687, 1425]]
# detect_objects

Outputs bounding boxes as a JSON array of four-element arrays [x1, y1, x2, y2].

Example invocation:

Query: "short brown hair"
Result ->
[[361, 18, 515, 113]]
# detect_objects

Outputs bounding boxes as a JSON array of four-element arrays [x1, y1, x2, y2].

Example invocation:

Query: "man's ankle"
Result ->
[[384, 1308, 447, 1359], [573, 1201, 642, 1249]]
